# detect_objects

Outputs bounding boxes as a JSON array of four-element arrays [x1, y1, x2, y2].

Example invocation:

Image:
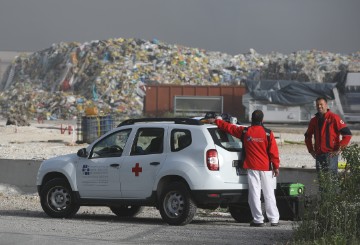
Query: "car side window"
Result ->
[[91, 129, 131, 158], [130, 128, 164, 155], [171, 129, 192, 152]]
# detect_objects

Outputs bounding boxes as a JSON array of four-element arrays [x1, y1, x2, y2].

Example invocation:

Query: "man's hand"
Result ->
[[273, 169, 279, 177], [206, 116, 222, 124]]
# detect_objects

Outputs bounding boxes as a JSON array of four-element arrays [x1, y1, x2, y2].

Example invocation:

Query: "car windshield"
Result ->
[[208, 128, 242, 152], [91, 129, 131, 158]]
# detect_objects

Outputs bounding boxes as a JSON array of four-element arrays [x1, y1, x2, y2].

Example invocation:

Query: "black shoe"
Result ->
[[250, 221, 265, 227], [271, 222, 279, 227]]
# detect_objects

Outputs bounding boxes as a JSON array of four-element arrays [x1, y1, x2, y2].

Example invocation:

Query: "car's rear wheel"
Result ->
[[40, 178, 80, 218], [159, 182, 197, 226], [110, 205, 143, 217]]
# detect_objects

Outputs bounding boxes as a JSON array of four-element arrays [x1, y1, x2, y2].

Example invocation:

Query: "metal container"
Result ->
[[276, 182, 305, 196], [144, 85, 247, 120], [80, 115, 114, 143]]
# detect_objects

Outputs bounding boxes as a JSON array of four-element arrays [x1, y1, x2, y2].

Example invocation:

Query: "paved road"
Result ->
[[0, 210, 294, 245]]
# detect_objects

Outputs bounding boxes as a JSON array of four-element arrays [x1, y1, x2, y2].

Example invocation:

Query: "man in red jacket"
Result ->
[[305, 97, 352, 175], [209, 110, 280, 227]]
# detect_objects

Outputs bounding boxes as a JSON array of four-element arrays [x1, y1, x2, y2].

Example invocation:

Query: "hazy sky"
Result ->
[[1, 0, 359, 55]]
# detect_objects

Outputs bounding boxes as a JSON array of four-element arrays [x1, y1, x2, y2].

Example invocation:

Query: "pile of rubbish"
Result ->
[[6, 114, 30, 126], [0, 37, 360, 121]]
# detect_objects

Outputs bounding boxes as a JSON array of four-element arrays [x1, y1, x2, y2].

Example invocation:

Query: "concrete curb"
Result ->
[[0, 159, 41, 193]]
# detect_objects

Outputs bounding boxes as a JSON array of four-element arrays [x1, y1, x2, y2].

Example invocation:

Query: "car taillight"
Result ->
[[206, 149, 219, 171]]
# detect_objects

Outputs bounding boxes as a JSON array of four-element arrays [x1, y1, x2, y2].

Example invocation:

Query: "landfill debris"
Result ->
[[0, 38, 359, 121], [6, 114, 30, 126]]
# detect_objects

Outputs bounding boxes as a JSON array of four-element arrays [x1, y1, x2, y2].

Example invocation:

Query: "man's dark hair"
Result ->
[[316, 97, 327, 103], [251, 110, 264, 124]]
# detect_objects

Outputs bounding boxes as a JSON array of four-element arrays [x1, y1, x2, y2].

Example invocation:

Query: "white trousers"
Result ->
[[248, 169, 279, 223]]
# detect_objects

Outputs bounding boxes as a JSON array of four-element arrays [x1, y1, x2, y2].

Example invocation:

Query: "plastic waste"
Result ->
[[0, 38, 359, 121]]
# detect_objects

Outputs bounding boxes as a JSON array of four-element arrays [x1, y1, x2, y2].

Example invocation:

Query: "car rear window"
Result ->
[[208, 128, 242, 152]]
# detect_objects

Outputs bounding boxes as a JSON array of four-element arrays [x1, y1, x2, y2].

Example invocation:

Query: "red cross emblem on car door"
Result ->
[[132, 163, 142, 176]]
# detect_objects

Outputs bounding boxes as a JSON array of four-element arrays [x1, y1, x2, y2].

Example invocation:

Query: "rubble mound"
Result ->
[[0, 38, 359, 120], [6, 114, 30, 126]]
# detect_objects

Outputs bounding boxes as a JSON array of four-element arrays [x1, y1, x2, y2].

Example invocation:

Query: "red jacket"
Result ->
[[305, 109, 352, 154], [215, 119, 280, 171]]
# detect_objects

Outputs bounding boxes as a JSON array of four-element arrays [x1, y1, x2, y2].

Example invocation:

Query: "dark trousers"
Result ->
[[315, 153, 339, 191], [315, 153, 338, 174]]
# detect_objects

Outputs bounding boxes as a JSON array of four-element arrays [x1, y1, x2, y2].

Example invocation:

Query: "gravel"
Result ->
[[0, 183, 159, 217]]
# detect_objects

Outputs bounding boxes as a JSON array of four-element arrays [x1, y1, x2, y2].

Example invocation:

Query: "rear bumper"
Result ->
[[191, 189, 248, 208]]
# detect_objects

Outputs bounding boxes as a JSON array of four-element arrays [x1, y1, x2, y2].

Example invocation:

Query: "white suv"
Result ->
[[36, 118, 251, 225]]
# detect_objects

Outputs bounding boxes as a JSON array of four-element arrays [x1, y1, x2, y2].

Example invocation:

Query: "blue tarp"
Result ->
[[245, 80, 336, 106]]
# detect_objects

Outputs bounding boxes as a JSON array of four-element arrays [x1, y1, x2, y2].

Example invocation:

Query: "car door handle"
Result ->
[[110, 163, 120, 168], [150, 162, 160, 166]]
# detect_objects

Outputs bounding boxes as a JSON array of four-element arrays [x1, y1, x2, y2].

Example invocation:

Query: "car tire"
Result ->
[[159, 181, 197, 226], [229, 203, 253, 223], [40, 178, 80, 218], [110, 205, 143, 217]]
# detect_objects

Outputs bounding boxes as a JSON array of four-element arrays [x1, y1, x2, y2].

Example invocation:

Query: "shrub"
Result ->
[[292, 144, 360, 245]]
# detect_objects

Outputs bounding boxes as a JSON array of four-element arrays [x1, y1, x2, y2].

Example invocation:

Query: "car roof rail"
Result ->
[[117, 118, 203, 127]]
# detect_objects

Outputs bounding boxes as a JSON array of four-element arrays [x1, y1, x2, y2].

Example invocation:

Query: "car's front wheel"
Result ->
[[159, 182, 197, 226], [110, 205, 143, 217], [40, 178, 80, 218]]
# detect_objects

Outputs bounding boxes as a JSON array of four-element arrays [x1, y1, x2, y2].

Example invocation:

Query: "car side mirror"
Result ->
[[77, 148, 88, 158]]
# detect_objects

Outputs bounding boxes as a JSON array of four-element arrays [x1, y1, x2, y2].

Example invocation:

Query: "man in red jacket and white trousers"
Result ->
[[305, 97, 352, 175], [209, 110, 280, 227]]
